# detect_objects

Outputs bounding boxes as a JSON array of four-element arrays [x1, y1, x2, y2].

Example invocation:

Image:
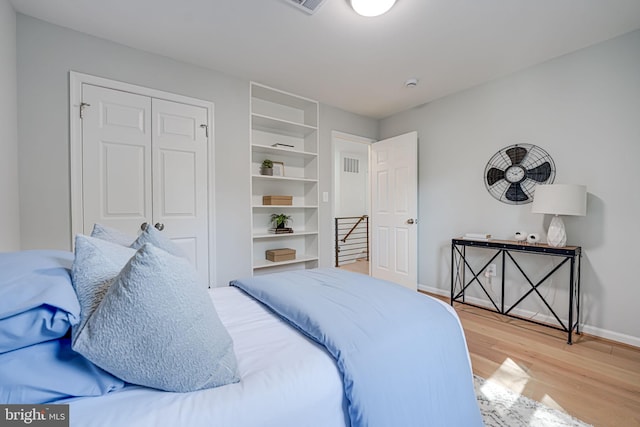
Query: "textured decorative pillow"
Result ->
[[0, 338, 124, 404], [0, 250, 80, 353], [130, 225, 186, 258], [71, 235, 136, 342], [73, 244, 239, 392], [90, 223, 137, 247]]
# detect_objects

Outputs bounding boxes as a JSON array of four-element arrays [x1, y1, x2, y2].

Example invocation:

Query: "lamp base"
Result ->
[[546, 215, 567, 247]]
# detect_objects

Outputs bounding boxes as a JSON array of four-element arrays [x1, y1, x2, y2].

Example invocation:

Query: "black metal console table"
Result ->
[[451, 238, 582, 344]]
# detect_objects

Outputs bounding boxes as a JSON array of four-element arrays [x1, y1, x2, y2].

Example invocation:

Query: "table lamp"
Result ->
[[531, 184, 587, 247]]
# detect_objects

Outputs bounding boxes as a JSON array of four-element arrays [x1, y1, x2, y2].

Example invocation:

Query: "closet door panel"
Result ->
[[158, 150, 197, 216], [152, 98, 209, 285], [82, 84, 152, 236], [101, 143, 146, 215]]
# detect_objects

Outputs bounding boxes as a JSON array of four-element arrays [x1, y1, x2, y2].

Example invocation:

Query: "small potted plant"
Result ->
[[261, 159, 274, 176], [270, 213, 292, 229]]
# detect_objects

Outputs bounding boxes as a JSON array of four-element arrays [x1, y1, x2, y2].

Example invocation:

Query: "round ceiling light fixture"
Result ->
[[351, 0, 397, 17]]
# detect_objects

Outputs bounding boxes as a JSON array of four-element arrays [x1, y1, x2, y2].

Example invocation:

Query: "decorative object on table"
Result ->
[[265, 248, 296, 262], [263, 195, 293, 206], [270, 213, 292, 230], [462, 233, 492, 241], [260, 159, 273, 176], [531, 184, 587, 247], [271, 143, 295, 149], [484, 144, 556, 205], [526, 233, 540, 244], [514, 231, 527, 242], [269, 227, 293, 234], [272, 161, 285, 177]]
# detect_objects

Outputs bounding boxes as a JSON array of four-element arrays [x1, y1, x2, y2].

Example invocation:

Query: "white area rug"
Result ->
[[475, 376, 593, 427]]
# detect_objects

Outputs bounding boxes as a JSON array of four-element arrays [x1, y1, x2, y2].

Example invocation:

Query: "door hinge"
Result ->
[[200, 124, 208, 138], [80, 102, 91, 119]]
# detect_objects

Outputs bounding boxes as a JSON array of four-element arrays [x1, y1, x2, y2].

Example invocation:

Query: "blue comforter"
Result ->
[[231, 268, 482, 427]]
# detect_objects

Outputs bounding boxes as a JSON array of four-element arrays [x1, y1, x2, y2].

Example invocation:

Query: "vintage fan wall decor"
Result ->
[[484, 144, 556, 204]]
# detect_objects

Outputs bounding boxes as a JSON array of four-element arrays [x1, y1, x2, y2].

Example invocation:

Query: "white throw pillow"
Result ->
[[130, 224, 186, 258], [90, 223, 137, 247], [72, 243, 239, 392], [71, 235, 136, 343]]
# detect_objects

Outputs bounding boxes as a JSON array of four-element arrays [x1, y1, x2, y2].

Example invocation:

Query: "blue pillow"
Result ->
[[71, 235, 136, 343], [90, 223, 137, 247], [73, 244, 239, 392], [0, 338, 124, 404], [130, 225, 186, 258], [0, 250, 80, 353], [90, 222, 186, 258]]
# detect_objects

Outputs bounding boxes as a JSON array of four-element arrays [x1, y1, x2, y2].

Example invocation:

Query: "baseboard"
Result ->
[[578, 324, 640, 348], [418, 283, 640, 348]]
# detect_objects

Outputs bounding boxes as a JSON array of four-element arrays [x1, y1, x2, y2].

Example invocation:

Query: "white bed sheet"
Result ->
[[66, 287, 349, 427]]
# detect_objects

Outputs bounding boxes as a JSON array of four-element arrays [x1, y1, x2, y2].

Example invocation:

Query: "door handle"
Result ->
[[406, 218, 417, 224], [141, 222, 165, 231]]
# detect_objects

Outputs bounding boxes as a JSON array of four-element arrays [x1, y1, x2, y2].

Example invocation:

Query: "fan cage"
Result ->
[[484, 144, 556, 205]]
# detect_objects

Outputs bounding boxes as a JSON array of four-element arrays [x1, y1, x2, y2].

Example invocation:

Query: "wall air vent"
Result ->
[[344, 157, 360, 174], [287, 0, 328, 15]]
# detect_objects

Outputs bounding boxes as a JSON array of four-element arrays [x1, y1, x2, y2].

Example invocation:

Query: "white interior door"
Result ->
[[82, 84, 152, 236], [370, 131, 418, 290], [152, 98, 209, 285]]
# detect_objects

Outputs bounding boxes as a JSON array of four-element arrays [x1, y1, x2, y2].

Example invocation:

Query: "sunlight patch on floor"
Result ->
[[484, 358, 572, 422], [540, 394, 565, 412], [487, 357, 530, 395]]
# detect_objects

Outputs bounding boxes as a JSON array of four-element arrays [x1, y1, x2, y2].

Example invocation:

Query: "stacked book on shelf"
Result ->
[[269, 228, 293, 234], [461, 233, 492, 241]]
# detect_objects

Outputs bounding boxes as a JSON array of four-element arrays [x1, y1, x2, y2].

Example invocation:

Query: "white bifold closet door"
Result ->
[[81, 84, 210, 285]]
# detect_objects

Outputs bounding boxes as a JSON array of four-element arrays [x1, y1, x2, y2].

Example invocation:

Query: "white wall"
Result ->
[[0, 0, 20, 251], [334, 137, 369, 218], [16, 15, 377, 283], [380, 30, 640, 345], [16, 15, 250, 286]]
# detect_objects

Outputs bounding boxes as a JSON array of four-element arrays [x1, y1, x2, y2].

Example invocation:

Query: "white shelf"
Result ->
[[251, 83, 318, 123], [250, 82, 319, 274], [252, 114, 317, 138], [251, 143, 317, 159], [252, 204, 318, 209], [252, 174, 318, 183], [253, 231, 318, 239], [253, 254, 319, 270]]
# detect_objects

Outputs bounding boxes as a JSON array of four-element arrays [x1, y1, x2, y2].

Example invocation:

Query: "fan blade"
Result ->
[[526, 162, 552, 182], [486, 168, 505, 186], [505, 182, 529, 202], [505, 146, 527, 165]]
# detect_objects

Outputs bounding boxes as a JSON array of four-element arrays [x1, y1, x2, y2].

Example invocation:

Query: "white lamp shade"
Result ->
[[531, 184, 587, 216], [351, 0, 396, 17]]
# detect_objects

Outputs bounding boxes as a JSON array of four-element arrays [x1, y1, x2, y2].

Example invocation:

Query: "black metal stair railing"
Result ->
[[335, 215, 369, 267]]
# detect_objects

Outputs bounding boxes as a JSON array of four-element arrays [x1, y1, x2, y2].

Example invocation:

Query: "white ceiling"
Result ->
[[10, 0, 640, 119]]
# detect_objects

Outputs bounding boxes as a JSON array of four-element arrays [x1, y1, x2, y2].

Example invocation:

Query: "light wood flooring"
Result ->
[[431, 294, 640, 427], [339, 267, 640, 425], [338, 259, 370, 275]]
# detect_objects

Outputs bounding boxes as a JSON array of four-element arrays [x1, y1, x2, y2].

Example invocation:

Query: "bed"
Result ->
[[64, 285, 349, 427], [0, 227, 482, 427]]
